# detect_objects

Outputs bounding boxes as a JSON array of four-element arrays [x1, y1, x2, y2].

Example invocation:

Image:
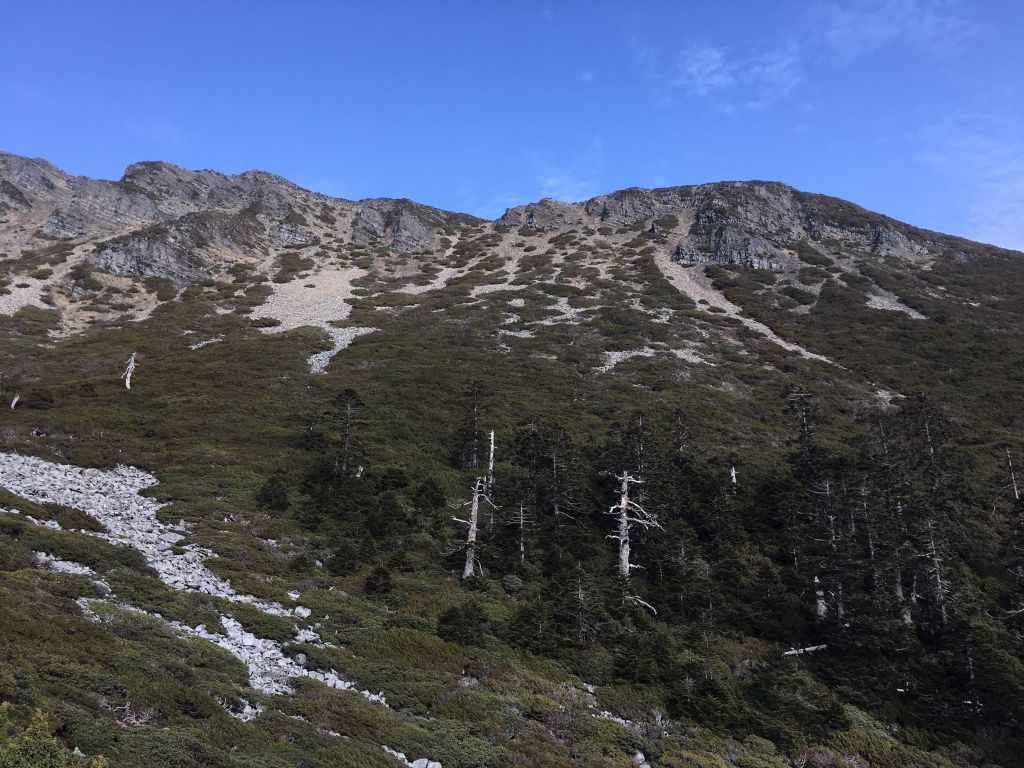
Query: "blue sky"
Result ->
[[3, 1, 1022, 248]]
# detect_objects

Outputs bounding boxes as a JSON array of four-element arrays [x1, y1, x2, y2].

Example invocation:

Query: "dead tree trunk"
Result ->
[[454, 433, 497, 580], [486, 430, 495, 493], [607, 472, 662, 581], [460, 479, 483, 581], [616, 481, 632, 579], [924, 521, 950, 625], [121, 352, 137, 390], [574, 564, 594, 641], [485, 430, 496, 528]]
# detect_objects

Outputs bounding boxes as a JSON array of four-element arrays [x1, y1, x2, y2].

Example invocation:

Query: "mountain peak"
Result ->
[[1, 151, 1024, 768]]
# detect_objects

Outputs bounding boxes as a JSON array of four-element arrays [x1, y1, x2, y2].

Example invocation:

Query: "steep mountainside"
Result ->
[[1, 153, 1023, 768]]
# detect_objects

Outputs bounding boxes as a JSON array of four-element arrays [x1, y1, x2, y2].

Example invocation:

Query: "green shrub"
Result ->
[[365, 565, 393, 595], [436, 601, 491, 646], [0, 708, 108, 768], [254, 476, 289, 511]]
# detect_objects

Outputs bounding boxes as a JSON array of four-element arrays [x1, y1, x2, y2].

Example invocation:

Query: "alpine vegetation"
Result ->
[[1, 152, 1024, 768]]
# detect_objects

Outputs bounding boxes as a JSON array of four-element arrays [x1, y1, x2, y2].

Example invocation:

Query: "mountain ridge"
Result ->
[[3, 150, 1012, 309], [1, 151, 1024, 768], [8, 150, 1015, 253]]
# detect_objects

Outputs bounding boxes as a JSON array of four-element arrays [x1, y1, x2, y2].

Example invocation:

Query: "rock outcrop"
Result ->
[[0, 451, 393, 702], [0, 151, 1007, 346], [501, 180, 961, 272], [88, 211, 265, 282], [352, 199, 440, 252], [0, 178, 31, 212], [499, 198, 587, 232], [0, 152, 474, 290]]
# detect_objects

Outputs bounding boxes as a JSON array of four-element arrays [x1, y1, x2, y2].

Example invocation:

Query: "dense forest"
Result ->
[[286, 380, 1024, 757]]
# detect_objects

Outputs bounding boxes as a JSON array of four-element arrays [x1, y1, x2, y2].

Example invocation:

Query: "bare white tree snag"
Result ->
[[335, 389, 362, 478], [453, 476, 497, 580], [1008, 447, 1021, 501], [121, 352, 138, 390], [516, 501, 529, 564], [462, 478, 483, 580], [486, 430, 495, 493], [784, 644, 827, 657], [451, 430, 498, 578], [111, 702, 158, 728], [607, 472, 663, 581], [9, 393, 18, 410], [923, 521, 950, 625], [485, 429, 497, 528], [628, 595, 659, 614], [730, 465, 738, 485]]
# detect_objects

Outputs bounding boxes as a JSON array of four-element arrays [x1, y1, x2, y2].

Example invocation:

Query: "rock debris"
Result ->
[[0, 452, 386, 703]]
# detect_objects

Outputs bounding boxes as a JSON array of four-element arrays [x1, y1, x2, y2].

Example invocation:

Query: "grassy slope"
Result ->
[[0, 242, 1020, 766]]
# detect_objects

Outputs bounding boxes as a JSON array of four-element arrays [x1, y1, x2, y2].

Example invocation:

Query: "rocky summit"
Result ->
[[1, 153, 1024, 768]]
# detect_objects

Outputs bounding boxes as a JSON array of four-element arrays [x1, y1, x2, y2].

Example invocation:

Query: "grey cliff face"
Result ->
[[352, 201, 439, 252], [40, 210, 89, 240], [673, 224, 787, 271], [0, 152, 484, 290], [0, 150, 1002, 309], [87, 211, 266, 283], [0, 153, 64, 195], [89, 235, 204, 284], [499, 199, 587, 232], [0, 179, 31, 213], [495, 180, 969, 278], [583, 188, 661, 226], [666, 183, 940, 271], [270, 222, 318, 249]]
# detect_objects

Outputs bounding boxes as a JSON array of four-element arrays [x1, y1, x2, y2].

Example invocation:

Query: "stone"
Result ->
[[0, 452, 386, 704], [40, 210, 88, 239]]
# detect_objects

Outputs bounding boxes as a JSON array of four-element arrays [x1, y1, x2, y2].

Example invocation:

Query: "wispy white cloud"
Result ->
[[633, 1, 981, 111], [916, 113, 1024, 250], [638, 42, 803, 111], [739, 47, 804, 108], [814, 0, 981, 60], [670, 46, 736, 96], [462, 135, 606, 218]]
